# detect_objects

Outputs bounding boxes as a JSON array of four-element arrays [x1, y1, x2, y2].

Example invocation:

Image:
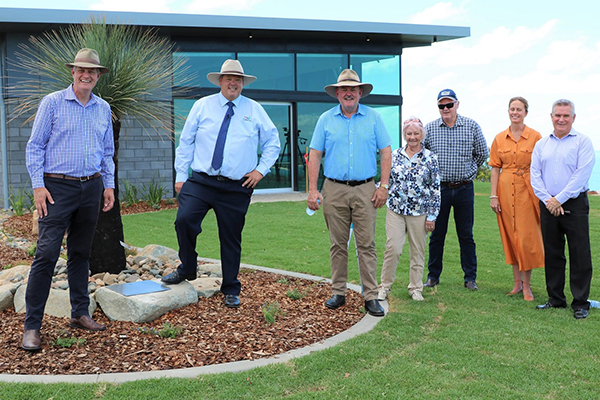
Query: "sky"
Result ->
[[3, 0, 600, 151]]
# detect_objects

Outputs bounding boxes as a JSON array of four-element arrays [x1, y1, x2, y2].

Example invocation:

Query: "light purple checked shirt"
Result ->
[[530, 128, 595, 204], [26, 85, 115, 189]]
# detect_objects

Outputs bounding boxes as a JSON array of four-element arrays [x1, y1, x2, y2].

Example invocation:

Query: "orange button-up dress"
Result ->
[[489, 126, 544, 271]]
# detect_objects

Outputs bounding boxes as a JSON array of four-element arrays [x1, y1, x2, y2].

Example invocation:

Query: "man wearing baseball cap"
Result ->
[[164, 60, 280, 309], [22, 48, 115, 351], [423, 89, 488, 291]]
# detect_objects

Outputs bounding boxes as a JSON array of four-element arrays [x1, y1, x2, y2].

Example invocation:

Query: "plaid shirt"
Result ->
[[424, 114, 488, 182], [26, 85, 115, 189]]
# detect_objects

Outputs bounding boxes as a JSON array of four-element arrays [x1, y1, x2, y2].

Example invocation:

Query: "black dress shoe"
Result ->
[[161, 270, 197, 284], [325, 295, 346, 309], [423, 278, 439, 287], [364, 299, 385, 317], [464, 281, 478, 290], [574, 309, 589, 319], [536, 302, 567, 310], [224, 294, 240, 308], [22, 329, 41, 351]]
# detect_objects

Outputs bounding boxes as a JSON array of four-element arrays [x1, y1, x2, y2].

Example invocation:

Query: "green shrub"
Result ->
[[121, 180, 139, 207], [261, 301, 285, 325], [52, 332, 86, 348], [9, 186, 30, 216], [285, 288, 305, 300], [142, 176, 165, 209]]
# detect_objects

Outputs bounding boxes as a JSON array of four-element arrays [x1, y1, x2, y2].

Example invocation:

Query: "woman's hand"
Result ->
[[490, 198, 501, 213]]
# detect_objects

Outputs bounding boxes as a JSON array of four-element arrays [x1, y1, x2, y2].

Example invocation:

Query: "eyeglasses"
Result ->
[[403, 116, 423, 127], [438, 102, 456, 110]]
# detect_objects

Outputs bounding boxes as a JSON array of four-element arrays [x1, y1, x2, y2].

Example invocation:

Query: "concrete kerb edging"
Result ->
[[0, 260, 388, 384]]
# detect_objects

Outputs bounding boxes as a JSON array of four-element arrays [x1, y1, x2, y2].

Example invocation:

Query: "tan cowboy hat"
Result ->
[[207, 59, 257, 86], [324, 69, 373, 98], [65, 48, 109, 73]]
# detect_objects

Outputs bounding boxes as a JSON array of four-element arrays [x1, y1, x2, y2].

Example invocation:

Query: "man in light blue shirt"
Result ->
[[307, 69, 392, 317], [23, 48, 115, 351], [163, 60, 280, 309], [531, 99, 595, 319]]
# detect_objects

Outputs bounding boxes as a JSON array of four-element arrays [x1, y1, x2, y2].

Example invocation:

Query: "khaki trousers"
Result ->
[[380, 208, 427, 295], [322, 179, 379, 300]]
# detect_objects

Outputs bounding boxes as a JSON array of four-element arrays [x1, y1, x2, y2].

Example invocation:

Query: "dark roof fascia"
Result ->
[[0, 7, 469, 49]]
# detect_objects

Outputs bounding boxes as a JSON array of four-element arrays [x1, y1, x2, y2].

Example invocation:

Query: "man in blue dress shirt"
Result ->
[[22, 48, 115, 351], [163, 60, 280, 309], [531, 99, 595, 319], [307, 69, 392, 317]]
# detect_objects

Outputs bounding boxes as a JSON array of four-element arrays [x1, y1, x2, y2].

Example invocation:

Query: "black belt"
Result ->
[[441, 180, 471, 189], [326, 177, 373, 187], [199, 172, 236, 182], [44, 172, 101, 182]]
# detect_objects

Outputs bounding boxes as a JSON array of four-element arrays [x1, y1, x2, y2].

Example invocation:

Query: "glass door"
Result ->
[[255, 102, 293, 192]]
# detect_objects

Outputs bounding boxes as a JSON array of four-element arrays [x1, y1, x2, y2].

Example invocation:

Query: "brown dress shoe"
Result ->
[[70, 315, 106, 331], [22, 329, 41, 351]]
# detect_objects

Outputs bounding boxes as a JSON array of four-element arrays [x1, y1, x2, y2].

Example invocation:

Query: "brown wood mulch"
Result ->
[[0, 200, 365, 376]]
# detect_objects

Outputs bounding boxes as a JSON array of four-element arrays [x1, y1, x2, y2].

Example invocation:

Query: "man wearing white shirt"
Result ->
[[162, 60, 280, 309], [530, 99, 595, 319]]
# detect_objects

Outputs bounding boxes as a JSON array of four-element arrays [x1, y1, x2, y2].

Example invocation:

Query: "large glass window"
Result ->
[[297, 54, 348, 92], [372, 105, 401, 150], [173, 52, 234, 88], [350, 55, 399, 96], [237, 53, 294, 90]]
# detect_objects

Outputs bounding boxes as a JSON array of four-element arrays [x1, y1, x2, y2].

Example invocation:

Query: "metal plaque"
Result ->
[[106, 280, 171, 297]]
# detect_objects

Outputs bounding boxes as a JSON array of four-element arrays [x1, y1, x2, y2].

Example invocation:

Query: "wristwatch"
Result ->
[[380, 184, 389, 190]]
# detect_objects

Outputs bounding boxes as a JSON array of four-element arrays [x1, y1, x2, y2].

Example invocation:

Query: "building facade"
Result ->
[[0, 7, 469, 207]]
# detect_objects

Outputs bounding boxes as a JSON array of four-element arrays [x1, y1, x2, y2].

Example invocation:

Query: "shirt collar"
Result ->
[[551, 128, 578, 139], [438, 114, 463, 127], [218, 92, 242, 108], [334, 103, 365, 116], [66, 84, 98, 106]]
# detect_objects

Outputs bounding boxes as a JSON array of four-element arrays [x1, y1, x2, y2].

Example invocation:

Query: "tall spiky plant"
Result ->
[[10, 16, 193, 274]]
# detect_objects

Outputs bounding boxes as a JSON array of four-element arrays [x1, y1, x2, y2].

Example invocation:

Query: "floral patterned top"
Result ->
[[387, 144, 441, 221]]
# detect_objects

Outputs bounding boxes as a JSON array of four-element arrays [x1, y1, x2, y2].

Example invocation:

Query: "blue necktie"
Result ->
[[211, 101, 235, 170]]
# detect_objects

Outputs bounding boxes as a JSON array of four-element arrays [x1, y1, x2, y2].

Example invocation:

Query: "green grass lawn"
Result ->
[[3, 182, 599, 399]]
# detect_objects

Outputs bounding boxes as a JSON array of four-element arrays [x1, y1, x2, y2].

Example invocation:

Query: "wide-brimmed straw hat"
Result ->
[[65, 48, 109, 73], [207, 59, 257, 86], [324, 69, 373, 98]]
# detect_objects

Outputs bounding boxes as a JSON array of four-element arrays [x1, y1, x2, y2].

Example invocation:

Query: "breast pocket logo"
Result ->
[[243, 116, 252, 122]]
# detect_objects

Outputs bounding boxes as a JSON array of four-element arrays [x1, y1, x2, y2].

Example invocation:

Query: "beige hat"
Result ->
[[65, 48, 109, 73], [207, 59, 257, 87], [324, 69, 373, 98]]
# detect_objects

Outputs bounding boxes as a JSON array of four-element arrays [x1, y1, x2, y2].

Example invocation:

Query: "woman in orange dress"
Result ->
[[489, 97, 544, 301]]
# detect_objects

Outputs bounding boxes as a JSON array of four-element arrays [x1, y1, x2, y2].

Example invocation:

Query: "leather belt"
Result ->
[[44, 172, 101, 182], [326, 177, 374, 187], [441, 180, 471, 189], [200, 172, 235, 182]]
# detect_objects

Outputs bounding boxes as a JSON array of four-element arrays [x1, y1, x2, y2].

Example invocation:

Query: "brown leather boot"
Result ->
[[22, 329, 41, 351]]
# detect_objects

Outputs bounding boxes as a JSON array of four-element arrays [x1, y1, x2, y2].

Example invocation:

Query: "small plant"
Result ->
[[26, 243, 37, 258], [277, 278, 290, 285], [121, 180, 139, 207], [158, 322, 183, 338], [261, 301, 285, 325], [9, 186, 30, 216], [142, 176, 165, 209], [52, 332, 86, 348], [164, 198, 176, 206], [138, 323, 183, 338], [286, 288, 305, 300]]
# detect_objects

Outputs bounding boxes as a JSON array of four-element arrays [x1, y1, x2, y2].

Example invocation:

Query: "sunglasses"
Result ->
[[438, 102, 457, 110], [403, 116, 423, 126]]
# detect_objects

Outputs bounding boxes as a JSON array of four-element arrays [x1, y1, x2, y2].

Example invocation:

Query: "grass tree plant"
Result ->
[[9, 16, 192, 274]]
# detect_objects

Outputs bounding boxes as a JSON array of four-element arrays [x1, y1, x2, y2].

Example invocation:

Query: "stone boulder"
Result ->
[[94, 280, 198, 323], [137, 245, 179, 263], [190, 277, 222, 298], [199, 262, 222, 277], [0, 265, 31, 282], [0, 283, 20, 311], [14, 285, 97, 317]]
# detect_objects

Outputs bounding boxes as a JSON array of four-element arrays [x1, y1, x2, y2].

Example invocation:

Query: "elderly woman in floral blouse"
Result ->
[[378, 117, 440, 301]]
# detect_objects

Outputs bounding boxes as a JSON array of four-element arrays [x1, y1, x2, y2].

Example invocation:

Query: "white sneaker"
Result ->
[[377, 287, 389, 301], [411, 291, 424, 301]]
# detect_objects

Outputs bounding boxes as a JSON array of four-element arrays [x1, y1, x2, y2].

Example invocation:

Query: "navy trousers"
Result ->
[[175, 172, 253, 295], [540, 193, 592, 310], [24, 176, 103, 330], [427, 182, 477, 283]]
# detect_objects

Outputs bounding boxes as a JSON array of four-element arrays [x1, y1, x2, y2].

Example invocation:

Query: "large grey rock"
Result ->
[[190, 277, 221, 298], [137, 245, 179, 263], [199, 262, 222, 277], [14, 285, 97, 317], [0, 283, 20, 311], [0, 265, 31, 281], [95, 280, 198, 323]]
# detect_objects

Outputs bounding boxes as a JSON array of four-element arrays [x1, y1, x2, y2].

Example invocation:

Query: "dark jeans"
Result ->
[[25, 177, 103, 330], [427, 182, 477, 282], [540, 193, 592, 310], [174, 172, 253, 296]]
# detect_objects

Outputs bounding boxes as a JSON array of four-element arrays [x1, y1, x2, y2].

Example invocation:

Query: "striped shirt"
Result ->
[[424, 114, 488, 182], [26, 85, 115, 189]]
